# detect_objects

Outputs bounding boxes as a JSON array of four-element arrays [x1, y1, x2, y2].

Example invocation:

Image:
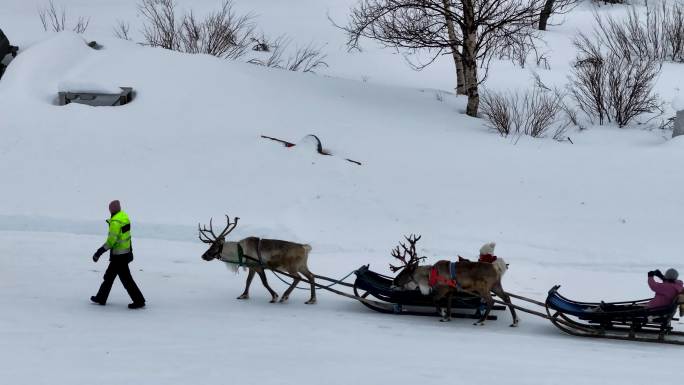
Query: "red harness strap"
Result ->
[[429, 266, 458, 288]]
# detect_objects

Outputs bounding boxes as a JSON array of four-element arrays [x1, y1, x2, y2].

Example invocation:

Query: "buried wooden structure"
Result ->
[[58, 87, 133, 106]]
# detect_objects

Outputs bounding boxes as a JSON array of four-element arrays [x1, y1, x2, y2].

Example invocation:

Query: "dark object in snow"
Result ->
[[0, 28, 19, 80], [260, 134, 362, 165], [674, 110, 684, 138], [545, 285, 684, 345], [352, 265, 503, 320], [58, 87, 133, 106], [87, 41, 103, 50]]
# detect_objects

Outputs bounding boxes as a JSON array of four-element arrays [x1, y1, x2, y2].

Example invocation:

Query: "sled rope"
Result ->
[[234, 254, 386, 306], [269, 269, 357, 291]]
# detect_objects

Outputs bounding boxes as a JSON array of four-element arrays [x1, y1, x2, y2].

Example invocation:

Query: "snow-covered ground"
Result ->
[[2, 231, 683, 385], [1, 0, 683, 384]]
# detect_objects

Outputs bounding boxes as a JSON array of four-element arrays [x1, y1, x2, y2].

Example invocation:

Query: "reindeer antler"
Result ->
[[198, 215, 240, 243], [389, 234, 426, 272]]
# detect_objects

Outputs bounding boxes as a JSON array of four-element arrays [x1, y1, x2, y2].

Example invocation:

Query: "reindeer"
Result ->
[[391, 237, 519, 327], [198, 215, 316, 304]]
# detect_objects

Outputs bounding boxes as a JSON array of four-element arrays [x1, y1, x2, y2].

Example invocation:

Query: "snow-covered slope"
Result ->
[[1, 1, 684, 384]]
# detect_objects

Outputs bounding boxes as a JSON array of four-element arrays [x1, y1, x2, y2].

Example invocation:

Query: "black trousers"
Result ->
[[95, 256, 145, 304]]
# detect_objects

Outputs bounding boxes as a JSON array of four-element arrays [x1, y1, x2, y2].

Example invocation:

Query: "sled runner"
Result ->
[[545, 285, 684, 345], [352, 265, 503, 320]]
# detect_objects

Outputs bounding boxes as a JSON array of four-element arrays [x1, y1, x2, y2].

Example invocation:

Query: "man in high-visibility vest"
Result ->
[[91, 200, 146, 309]]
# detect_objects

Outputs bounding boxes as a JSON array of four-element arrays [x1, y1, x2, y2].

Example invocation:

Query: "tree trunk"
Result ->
[[462, 0, 479, 117], [442, 0, 465, 94], [463, 35, 479, 117], [538, 0, 555, 31], [455, 52, 465, 95]]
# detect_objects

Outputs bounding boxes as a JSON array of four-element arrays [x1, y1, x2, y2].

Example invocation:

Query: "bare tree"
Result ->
[[537, 0, 579, 31], [341, 0, 545, 117], [38, 0, 90, 33], [340, 1, 466, 94]]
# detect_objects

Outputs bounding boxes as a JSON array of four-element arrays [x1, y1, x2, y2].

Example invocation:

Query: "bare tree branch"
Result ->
[[38, 0, 89, 33], [337, 0, 546, 116]]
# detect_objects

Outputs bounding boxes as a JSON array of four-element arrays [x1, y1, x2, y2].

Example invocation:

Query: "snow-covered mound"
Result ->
[[1, 32, 681, 265]]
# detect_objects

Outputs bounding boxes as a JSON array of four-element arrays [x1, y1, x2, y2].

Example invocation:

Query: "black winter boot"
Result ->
[[128, 302, 145, 309]]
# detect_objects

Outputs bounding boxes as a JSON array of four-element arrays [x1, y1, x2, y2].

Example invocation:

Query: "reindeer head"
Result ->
[[389, 234, 426, 288], [198, 215, 239, 261]]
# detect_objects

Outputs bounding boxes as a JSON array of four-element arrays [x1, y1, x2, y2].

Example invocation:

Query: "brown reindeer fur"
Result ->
[[394, 260, 518, 326], [202, 236, 316, 304]]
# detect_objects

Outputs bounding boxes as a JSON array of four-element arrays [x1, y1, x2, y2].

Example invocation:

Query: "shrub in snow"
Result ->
[[38, 0, 89, 33], [113, 20, 131, 41], [591, 4, 684, 63], [480, 83, 570, 140], [248, 36, 328, 74], [136, 0, 327, 72], [139, 0, 255, 60], [569, 33, 661, 128], [178, 2, 256, 60]]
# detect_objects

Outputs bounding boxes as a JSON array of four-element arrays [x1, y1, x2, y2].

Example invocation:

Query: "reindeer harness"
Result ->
[[221, 239, 264, 268], [428, 261, 460, 289], [215, 242, 258, 268]]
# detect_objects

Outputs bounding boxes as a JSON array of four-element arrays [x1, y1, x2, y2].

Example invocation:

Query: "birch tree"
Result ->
[[342, 0, 545, 117]]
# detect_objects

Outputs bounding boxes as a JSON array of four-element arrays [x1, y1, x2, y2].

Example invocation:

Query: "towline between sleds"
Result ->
[[259, 263, 684, 346], [226, 252, 684, 346]]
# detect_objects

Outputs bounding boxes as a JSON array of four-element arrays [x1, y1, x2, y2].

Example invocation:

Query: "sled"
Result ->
[[545, 285, 684, 345], [352, 265, 503, 320]]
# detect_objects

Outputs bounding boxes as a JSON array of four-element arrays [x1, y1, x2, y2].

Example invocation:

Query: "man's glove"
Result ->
[[93, 247, 106, 262], [648, 270, 655, 277], [655, 269, 664, 279]]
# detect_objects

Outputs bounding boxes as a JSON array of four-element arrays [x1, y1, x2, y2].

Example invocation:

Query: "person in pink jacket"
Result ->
[[647, 268, 683, 308]]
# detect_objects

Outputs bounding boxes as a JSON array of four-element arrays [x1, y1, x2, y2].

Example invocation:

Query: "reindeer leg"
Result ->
[[492, 283, 519, 327], [432, 288, 449, 322], [440, 291, 453, 322], [257, 269, 279, 303], [237, 268, 256, 300], [280, 272, 301, 303], [474, 291, 494, 326], [446, 292, 453, 321], [301, 268, 316, 304]]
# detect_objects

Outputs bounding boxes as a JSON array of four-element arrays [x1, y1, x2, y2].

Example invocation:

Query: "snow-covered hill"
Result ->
[[1, 1, 683, 384]]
